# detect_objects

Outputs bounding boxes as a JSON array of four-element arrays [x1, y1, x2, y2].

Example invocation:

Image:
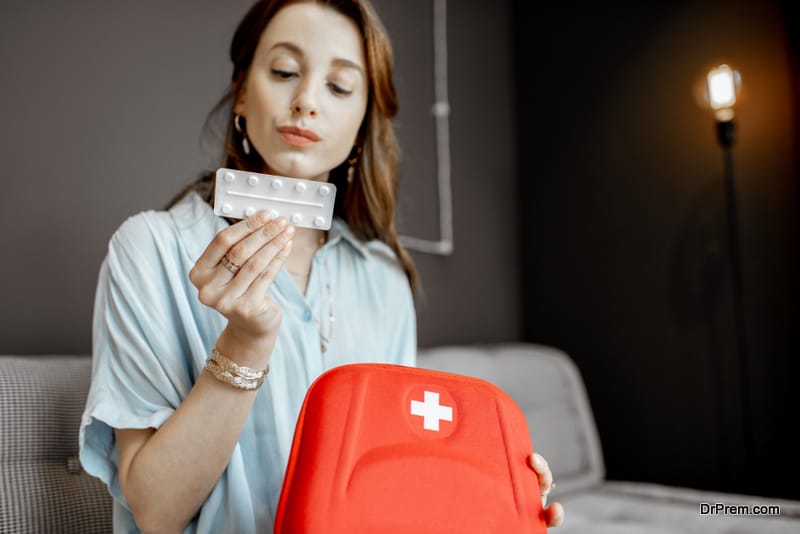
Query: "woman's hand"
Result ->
[[529, 452, 565, 528], [189, 211, 294, 364]]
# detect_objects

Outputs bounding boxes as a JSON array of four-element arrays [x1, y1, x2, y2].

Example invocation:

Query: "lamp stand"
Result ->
[[715, 118, 753, 490]]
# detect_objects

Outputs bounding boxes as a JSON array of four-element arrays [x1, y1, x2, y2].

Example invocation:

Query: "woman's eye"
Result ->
[[271, 69, 297, 79], [328, 82, 352, 96]]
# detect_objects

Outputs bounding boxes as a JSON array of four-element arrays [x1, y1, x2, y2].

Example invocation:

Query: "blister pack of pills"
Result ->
[[214, 168, 337, 230]]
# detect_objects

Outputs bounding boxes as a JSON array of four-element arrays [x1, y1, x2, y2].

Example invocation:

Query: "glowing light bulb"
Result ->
[[706, 65, 740, 121]]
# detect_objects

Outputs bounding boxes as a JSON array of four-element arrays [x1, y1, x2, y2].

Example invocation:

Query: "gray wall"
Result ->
[[0, 0, 521, 353], [384, 0, 521, 345]]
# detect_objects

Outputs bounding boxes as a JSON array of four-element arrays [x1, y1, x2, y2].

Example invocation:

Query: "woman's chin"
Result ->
[[264, 158, 330, 182]]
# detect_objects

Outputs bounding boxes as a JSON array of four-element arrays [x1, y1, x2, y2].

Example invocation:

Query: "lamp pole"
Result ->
[[707, 64, 752, 491], [715, 112, 752, 492], [715, 121, 746, 347]]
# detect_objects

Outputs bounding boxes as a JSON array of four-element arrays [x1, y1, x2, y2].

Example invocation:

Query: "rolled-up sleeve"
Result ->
[[79, 213, 196, 506]]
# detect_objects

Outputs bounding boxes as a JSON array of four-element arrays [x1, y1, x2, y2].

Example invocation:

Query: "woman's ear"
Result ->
[[234, 90, 247, 116], [233, 74, 248, 116]]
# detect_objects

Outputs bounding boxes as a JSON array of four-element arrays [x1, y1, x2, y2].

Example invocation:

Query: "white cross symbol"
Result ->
[[410, 391, 453, 431]]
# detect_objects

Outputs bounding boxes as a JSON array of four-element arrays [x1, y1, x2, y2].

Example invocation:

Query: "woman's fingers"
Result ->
[[214, 239, 293, 338], [245, 239, 293, 305], [192, 214, 292, 314], [544, 501, 565, 527], [224, 226, 294, 299], [191, 211, 273, 276], [219, 217, 289, 279], [529, 452, 554, 500], [527, 453, 563, 527]]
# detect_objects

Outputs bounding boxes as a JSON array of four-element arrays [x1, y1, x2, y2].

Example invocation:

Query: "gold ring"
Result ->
[[220, 254, 241, 275]]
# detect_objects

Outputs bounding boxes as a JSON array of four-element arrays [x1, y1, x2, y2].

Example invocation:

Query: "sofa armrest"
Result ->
[[417, 343, 605, 494], [0, 355, 112, 533]]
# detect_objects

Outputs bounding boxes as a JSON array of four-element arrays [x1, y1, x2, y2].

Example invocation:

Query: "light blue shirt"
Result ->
[[79, 191, 417, 533]]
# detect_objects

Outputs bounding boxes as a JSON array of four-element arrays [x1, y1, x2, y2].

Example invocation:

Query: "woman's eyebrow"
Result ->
[[270, 41, 363, 74], [270, 41, 303, 56], [332, 57, 364, 75]]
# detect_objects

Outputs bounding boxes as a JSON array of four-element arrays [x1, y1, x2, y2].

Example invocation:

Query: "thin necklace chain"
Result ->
[[283, 231, 333, 353], [315, 252, 334, 353]]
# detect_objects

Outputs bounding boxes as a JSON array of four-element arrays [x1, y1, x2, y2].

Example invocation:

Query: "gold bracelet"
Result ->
[[205, 358, 265, 390], [210, 346, 268, 381], [204, 346, 269, 391]]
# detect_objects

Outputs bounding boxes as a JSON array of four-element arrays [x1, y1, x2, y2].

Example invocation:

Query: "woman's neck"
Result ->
[[284, 226, 327, 294]]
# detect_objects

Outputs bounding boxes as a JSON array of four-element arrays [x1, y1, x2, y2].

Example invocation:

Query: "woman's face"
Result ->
[[235, 3, 368, 181]]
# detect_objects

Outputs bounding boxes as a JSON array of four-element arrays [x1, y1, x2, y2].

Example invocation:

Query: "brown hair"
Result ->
[[173, 0, 419, 292]]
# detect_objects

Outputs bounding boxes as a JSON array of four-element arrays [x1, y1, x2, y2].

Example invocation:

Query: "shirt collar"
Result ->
[[327, 218, 368, 258]]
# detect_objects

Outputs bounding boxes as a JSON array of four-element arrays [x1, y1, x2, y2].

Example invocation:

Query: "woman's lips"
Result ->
[[278, 125, 321, 148]]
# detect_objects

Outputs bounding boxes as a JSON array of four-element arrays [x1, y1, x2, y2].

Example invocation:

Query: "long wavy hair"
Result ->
[[172, 0, 418, 292]]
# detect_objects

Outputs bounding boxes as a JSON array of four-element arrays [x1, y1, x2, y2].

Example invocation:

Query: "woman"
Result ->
[[79, 1, 564, 532]]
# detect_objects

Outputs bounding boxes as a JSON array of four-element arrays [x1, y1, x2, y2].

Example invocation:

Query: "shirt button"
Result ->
[[303, 310, 313, 322]]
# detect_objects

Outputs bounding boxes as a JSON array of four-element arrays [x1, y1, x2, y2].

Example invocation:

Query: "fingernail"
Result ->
[[286, 226, 295, 235], [277, 217, 287, 228]]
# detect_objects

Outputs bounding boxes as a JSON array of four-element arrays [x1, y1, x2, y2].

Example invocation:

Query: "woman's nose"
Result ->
[[291, 82, 318, 118]]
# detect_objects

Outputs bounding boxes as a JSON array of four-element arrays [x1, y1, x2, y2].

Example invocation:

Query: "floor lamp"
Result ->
[[706, 64, 752, 486]]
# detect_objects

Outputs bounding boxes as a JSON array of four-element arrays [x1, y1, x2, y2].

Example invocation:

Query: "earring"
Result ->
[[234, 114, 251, 156]]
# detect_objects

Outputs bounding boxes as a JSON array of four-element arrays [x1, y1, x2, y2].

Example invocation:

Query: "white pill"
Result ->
[[291, 213, 303, 224], [247, 175, 259, 186], [319, 185, 331, 196], [271, 179, 283, 189], [222, 203, 233, 214], [313, 216, 325, 227], [223, 172, 235, 183], [295, 182, 307, 193], [244, 207, 256, 217]]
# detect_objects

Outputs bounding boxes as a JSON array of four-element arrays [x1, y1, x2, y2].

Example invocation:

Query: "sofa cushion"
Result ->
[[417, 343, 605, 495], [0, 356, 111, 534], [556, 481, 800, 533]]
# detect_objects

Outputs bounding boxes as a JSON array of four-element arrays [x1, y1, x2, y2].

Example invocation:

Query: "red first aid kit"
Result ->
[[274, 363, 548, 533]]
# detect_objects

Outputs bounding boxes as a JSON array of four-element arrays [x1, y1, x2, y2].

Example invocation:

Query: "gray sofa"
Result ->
[[2, 344, 799, 533]]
